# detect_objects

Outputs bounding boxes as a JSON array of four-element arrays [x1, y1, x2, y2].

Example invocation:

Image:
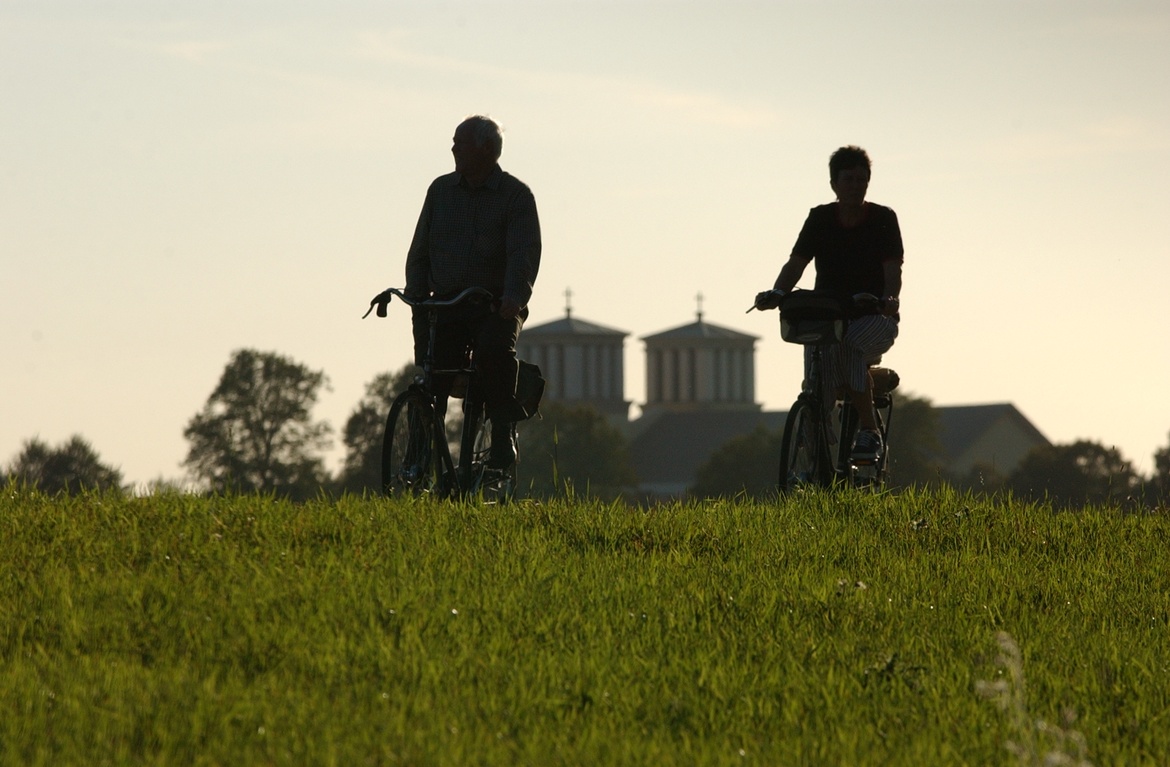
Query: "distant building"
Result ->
[[640, 309, 759, 418], [628, 410, 786, 497], [936, 403, 1051, 479], [520, 295, 1050, 497], [629, 304, 766, 496], [517, 295, 631, 426], [628, 403, 1051, 497]]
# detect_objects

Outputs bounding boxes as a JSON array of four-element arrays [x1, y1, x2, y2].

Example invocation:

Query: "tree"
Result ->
[[1152, 431, 1170, 503], [4, 435, 124, 495], [337, 363, 419, 495], [516, 402, 637, 499], [691, 426, 783, 499], [1007, 439, 1142, 509], [183, 349, 332, 499], [886, 392, 944, 488]]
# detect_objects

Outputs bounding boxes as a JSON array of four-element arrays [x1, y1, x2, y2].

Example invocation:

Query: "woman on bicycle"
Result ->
[[755, 145, 903, 461]]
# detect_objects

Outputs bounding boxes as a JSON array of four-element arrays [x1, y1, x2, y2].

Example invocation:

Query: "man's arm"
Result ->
[[404, 189, 434, 298], [501, 188, 541, 319]]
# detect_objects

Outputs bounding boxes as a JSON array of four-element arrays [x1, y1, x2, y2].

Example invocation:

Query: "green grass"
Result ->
[[1, 487, 1167, 765]]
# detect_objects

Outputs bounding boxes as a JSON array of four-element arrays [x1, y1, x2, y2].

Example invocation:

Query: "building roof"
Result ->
[[935, 403, 1050, 462], [629, 410, 786, 485], [641, 319, 759, 343], [627, 402, 1050, 495], [523, 313, 628, 338]]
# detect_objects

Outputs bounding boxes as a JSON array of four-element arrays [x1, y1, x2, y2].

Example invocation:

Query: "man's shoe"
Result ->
[[488, 421, 516, 470], [851, 429, 883, 462]]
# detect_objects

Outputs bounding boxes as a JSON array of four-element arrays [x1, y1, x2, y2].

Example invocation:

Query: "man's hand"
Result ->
[[754, 289, 785, 311], [881, 296, 900, 317], [498, 296, 522, 319]]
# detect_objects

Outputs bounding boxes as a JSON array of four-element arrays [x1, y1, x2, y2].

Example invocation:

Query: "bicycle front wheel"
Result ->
[[779, 399, 832, 492], [459, 401, 516, 504], [381, 389, 441, 496]]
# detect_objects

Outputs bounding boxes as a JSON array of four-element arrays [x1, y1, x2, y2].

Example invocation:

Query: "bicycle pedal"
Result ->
[[850, 463, 879, 484]]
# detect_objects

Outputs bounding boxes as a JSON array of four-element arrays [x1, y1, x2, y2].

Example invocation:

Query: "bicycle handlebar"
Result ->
[[849, 292, 886, 314], [746, 290, 890, 315], [362, 286, 495, 319]]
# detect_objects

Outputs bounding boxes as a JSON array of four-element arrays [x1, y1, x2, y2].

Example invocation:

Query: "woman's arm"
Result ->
[[774, 254, 811, 293], [882, 259, 902, 316]]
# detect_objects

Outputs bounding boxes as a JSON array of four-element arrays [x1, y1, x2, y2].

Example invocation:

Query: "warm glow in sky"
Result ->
[[4, 1, 1169, 487]]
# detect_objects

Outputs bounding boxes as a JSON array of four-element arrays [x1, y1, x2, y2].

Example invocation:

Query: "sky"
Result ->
[[4, 0, 1169, 488]]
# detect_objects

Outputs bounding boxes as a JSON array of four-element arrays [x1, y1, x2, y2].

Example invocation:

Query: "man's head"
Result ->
[[452, 116, 503, 181]]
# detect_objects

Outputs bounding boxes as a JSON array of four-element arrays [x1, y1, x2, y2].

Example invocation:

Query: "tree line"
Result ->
[[1, 348, 633, 501], [5, 347, 1170, 508]]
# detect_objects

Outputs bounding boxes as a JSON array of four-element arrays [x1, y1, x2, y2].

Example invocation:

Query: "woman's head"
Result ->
[[829, 146, 872, 207], [829, 145, 871, 183]]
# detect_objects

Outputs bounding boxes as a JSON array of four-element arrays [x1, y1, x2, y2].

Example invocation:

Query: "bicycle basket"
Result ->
[[515, 360, 546, 420], [779, 291, 849, 345]]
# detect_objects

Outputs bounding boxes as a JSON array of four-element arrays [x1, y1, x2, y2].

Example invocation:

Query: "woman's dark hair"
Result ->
[[829, 145, 871, 181]]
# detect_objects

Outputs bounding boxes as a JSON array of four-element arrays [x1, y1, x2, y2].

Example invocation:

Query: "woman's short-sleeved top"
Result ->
[[792, 202, 903, 298]]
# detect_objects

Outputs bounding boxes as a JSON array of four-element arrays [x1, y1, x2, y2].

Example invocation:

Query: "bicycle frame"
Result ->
[[367, 286, 514, 500], [772, 291, 895, 492], [782, 344, 837, 488], [836, 385, 895, 487]]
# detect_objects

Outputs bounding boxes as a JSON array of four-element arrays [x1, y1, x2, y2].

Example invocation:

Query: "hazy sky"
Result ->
[[4, 0, 1169, 487]]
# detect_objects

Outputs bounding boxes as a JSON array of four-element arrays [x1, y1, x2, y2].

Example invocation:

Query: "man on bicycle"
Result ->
[[404, 115, 542, 469], [755, 145, 903, 461]]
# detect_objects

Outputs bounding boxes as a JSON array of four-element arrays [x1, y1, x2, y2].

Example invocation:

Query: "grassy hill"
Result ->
[[2, 487, 1166, 765]]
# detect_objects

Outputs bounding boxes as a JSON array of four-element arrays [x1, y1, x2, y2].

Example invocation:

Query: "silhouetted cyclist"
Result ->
[[402, 115, 542, 469], [755, 145, 903, 463]]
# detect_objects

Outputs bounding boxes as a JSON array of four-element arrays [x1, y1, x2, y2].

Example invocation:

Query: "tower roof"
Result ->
[[642, 319, 758, 343], [524, 315, 628, 338]]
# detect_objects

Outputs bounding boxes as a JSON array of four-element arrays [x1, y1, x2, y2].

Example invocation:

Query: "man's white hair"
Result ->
[[460, 115, 503, 161]]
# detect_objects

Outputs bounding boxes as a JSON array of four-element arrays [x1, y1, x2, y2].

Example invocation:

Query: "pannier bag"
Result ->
[[779, 290, 850, 345], [515, 360, 546, 420]]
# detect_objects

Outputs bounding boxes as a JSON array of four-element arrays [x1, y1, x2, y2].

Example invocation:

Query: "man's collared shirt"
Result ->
[[406, 165, 541, 306]]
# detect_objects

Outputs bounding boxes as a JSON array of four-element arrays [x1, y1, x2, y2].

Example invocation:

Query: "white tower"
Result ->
[[640, 294, 760, 417], [516, 289, 631, 425]]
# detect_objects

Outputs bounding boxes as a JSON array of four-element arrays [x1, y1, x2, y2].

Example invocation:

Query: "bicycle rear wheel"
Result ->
[[779, 398, 833, 492], [381, 389, 441, 496]]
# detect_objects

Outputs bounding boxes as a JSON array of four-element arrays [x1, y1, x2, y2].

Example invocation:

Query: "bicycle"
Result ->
[[363, 286, 522, 502], [755, 289, 899, 492]]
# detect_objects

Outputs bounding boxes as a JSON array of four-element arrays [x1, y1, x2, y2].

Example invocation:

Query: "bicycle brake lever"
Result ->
[[362, 289, 394, 319], [362, 299, 384, 319]]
